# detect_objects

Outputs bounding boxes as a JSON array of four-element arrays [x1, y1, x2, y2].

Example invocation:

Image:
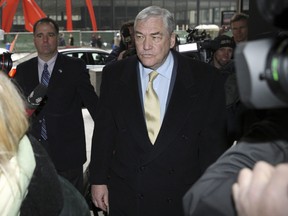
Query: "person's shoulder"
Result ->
[[17, 56, 37, 68], [105, 54, 137, 70]]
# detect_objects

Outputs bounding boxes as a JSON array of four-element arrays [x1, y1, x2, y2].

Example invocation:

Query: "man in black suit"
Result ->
[[14, 17, 98, 194], [89, 6, 228, 216]]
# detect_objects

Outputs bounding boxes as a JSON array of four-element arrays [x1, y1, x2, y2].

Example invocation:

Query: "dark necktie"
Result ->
[[40, 63, 50, 140], [144, 71, 160, 144]]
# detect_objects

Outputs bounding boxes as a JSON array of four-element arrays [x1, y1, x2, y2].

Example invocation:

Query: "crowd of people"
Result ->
[[1, 4, 287, 216]]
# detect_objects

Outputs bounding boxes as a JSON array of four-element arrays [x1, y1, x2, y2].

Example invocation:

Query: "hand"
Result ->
[[232, 161, 288, 216], [91, 184, 109, 212], [117, 50, 126, 60]]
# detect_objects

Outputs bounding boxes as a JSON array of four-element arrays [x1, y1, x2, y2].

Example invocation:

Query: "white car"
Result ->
[[0, 48, 9, 54], [59, 47, 110, 72], [11, 47, 110, 72]]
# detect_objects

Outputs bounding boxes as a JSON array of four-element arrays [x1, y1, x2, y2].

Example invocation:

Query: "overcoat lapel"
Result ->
[[118, 60, 153, 152], [142, 54, 201, 164]]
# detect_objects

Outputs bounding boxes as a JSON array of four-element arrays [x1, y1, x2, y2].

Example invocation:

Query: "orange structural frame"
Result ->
[[1, 0, 97, 32], [85, 0, 97, 31], [22, 0, 47, 32]]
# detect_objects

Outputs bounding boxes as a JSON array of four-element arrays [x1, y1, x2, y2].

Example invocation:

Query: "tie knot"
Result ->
[[44, 63, 48, 70], [149, 71, 158, 82]]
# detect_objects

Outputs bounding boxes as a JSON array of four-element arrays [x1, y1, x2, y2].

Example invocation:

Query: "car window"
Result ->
[[64, 52, 81, 59], [60, 50, 109, 66], [92, 53, 108, 65]]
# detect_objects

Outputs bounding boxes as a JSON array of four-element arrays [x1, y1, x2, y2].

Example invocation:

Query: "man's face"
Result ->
[[33, 22, 58, 60], [134, 17, 175, 70], [231, 19, 248, 44], [213, 47, 233, 68]]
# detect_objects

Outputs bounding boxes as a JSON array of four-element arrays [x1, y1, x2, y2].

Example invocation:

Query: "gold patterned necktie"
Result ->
[[144, 71, 160, 144]]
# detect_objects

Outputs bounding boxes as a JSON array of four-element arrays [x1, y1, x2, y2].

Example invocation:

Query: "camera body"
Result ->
[[235, 0, 288, 109], [0, 52, 13, 74], [176, 28, 220, 63], [176, 28, 214, 62]]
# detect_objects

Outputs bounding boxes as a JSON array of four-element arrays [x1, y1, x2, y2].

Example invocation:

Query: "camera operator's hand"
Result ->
[[117, 48, 136, 60], [117, 50, 126, 61], [232, 161, 288, 216], [122, 48, 136, 59]]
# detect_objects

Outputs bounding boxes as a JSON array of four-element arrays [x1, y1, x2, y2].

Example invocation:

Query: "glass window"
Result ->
[[139, 0, 152, 7], [152, 0, 163, 7]]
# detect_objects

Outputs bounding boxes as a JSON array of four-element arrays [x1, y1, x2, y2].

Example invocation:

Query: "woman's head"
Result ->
[[0, 72, 28, 163]]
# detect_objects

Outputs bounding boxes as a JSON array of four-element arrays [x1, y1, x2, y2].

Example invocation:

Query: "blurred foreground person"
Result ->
[[230, 13, 249, 44], [183, 108, 288, 216], [90, 6, 228, 216], [233, 161, 288, 216], [0, 72, 89, 216]]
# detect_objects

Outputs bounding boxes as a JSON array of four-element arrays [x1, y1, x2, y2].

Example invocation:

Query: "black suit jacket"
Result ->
[[89, 51, 228, 216], [14, 53, 98, 170]]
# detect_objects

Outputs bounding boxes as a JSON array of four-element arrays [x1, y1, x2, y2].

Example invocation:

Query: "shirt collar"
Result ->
[[140, 51, 174, 79], [38, 53, 58, 68]]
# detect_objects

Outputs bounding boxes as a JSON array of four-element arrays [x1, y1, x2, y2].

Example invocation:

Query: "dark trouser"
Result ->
[[57, 166, 84, 195]]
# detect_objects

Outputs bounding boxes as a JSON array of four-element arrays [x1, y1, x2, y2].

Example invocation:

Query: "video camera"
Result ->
[[235, 0, 288, 109], [0, 52, 13, 74], [120, 25, 136, 58], [176, 28, 217, 63]]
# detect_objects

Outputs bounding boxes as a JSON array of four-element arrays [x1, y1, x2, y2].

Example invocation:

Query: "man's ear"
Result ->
[[170, 32, 176, 49]]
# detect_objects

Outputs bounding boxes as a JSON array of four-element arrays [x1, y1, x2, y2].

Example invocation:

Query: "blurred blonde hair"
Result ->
[[0, 72, 28, 173]]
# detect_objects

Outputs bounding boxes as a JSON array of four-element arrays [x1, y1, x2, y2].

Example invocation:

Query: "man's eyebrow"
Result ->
[[151, 32, 161, 36], [135, 31, 161, 35]]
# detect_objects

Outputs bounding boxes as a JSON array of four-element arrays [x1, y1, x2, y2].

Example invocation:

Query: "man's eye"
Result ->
[[136, 35, 145, 41], [48, 33, 56, 37], [152, 36, 162, 42]]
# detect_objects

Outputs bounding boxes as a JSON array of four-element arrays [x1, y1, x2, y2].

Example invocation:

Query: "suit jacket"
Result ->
[[14, 53, 98, 170], [89, 50, 228, 216]]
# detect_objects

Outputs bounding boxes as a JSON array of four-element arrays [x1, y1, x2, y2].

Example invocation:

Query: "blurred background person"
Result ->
[[58, 33, 66, 46], [209, 35, 244, 146], [68, 33, 74, 46], [96, 35, 103, 48], [210, 35, 235, 69], [91, 34, 97, 47], [105, 21, 136, 65], [230, 13, 249, 44], [112, 32, 121, 49], [0, 71, 90, 216]]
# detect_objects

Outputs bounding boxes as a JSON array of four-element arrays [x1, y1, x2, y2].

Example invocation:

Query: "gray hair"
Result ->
[[134, 6, 175, 34]]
